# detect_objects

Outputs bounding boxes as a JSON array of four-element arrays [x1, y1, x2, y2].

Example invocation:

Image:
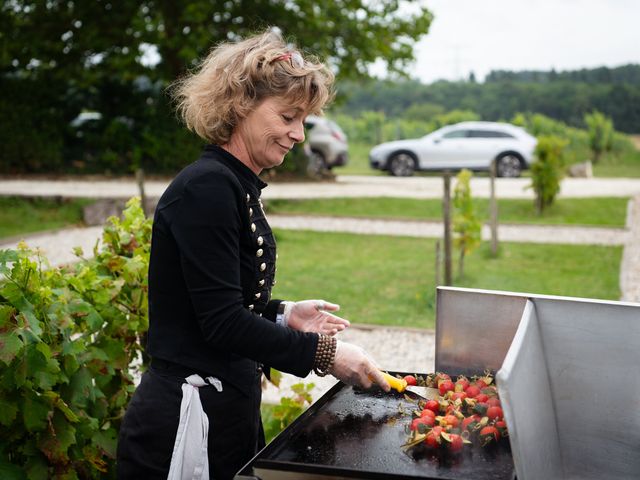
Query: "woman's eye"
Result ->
[[282, 115, 294, 122]]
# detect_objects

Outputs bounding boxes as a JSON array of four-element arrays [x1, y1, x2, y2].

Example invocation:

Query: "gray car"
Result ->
[[369, 121, 538, 177], [304, 115, 349, 170]]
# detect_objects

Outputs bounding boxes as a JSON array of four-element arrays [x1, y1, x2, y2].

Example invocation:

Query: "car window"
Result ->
[[469, 130, 515, 138], [442, 130, 468, 139]]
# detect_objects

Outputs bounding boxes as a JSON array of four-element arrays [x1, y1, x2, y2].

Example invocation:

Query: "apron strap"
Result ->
[[167, 374, 223, 480]]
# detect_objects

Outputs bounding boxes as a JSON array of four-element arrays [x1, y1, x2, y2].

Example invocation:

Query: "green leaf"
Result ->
[[68, 300, 103, 330], [0, 304, 16, 328], [25, 454, 49, 480], [0, 331, 23, 364], [35, 342, 52, 360], [19, 311, 43, 339], [1, 282, 34, 313], [66, 367, 94, 409], [0, 249, 19, 263], [38, 411, 76, 464], [0, 459, 26, 480], [33, 370, 58, 391], [269, 368, 282, 387], [23, 394, 50, 432], [99, 338, 127, 370], [42, 392, 79, 423], [93, 429, 117, 458], [0, 395, 19, 426]]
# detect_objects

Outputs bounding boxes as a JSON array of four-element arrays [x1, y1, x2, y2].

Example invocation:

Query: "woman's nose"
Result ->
[[289, 120, 305, 144]]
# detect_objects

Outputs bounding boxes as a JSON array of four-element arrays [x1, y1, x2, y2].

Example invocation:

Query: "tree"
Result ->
[[584, 110, 614, 163], [1, 1, 433, 173], [2, 1, 432, 82], [452, 169, 481, 278]]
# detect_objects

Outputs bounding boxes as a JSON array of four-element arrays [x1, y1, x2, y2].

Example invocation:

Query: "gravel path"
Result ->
[[3, 175, 640, 199], [267, 214, 631, 246]]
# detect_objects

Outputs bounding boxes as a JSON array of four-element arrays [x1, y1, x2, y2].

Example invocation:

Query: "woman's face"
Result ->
[[231, 96, 307, 173]]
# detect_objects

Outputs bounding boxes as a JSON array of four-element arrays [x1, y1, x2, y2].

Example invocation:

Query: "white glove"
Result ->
[[329, 340, 390, 391], [285, 299, 350, 336]]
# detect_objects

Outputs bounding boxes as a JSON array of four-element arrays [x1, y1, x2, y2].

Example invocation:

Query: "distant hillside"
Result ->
[[336, 64, 640, 133], [485, 64, 640, 85]]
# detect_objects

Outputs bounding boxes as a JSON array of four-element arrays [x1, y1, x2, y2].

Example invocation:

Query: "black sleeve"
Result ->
[[170, 172, 317, 377], [263, 299, 282, 322]]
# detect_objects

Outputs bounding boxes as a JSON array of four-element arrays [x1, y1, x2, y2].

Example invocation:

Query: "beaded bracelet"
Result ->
[[313, 334, 337, 377]]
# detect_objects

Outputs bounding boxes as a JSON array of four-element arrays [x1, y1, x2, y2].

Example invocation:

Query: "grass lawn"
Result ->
[[265, 197, 630, 228], [0, 197, 89, 240], [334, 141, 640, 178], [271, 229, 622, 330]]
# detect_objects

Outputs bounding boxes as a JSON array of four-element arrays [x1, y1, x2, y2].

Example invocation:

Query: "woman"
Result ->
[[116, 31, 390, 480]]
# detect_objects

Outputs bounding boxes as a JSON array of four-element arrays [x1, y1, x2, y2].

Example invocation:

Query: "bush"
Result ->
[[530, 136, 568, 214], [584, 110, 614, 164], [0, 198, 151, 479], [452, 169, 481, 278]]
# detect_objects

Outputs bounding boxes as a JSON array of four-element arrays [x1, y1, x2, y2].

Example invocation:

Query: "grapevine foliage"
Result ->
[[0, 198, 151, 479]]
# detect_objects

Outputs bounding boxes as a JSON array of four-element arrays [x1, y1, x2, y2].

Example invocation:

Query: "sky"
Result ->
[[399, 0, 640, 83]]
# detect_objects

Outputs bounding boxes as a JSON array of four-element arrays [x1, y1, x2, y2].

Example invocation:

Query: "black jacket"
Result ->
[[146, 145, 318, 395]]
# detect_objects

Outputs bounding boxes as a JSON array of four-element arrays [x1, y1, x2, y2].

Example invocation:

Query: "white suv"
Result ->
[[369, 121, 537, 177], [304, 115, 349, 170]]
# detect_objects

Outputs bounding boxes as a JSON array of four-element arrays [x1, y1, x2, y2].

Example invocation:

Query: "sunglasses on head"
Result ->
[[271, 51, 304, 68]]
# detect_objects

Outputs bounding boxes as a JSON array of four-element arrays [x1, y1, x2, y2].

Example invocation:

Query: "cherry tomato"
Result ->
[[462, 414, 481, 431], [450, 391, 467, 402], [421, 408, 436, 419], [447, 433, 464, 453], [403, 375, 417, 386], [475, 393, 489, 403], [439, 379, 455, 396], [487, 406, 504, 420], [480, 425, 500, 444], [455, 377, 470, 392], [410, 417, 424, 431], [424, 426, 443, 448], [465, 385, 480, 398], [424, 399, 440, 414], [443, 414, 459, 428], [421, 415, 435, 427], [487, 397, 501, 408], [495, 420, 509, 436], [475, 379, 488, 389]]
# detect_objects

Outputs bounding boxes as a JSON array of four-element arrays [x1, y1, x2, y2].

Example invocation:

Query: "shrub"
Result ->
[[452, 169, 482, 278], [530, 136, 568, 214], [584, 110, 614, 163], [0, 198, 151, 479]]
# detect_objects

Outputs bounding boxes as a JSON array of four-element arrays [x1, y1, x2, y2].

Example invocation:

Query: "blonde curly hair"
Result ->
[[170, 30, 335, 144]]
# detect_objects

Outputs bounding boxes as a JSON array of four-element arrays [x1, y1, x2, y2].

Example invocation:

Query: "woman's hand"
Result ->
[[329, 341, 391, 391], [286, 300, 350, 336]]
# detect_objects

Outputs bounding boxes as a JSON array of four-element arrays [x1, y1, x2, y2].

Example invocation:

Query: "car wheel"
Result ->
[[388, 152, 416, 177], [307, 150, 326, 176], [496, 153, 522, 178]]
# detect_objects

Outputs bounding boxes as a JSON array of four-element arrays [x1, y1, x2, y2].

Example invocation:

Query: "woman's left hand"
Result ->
[[286, 300, 350, 336]]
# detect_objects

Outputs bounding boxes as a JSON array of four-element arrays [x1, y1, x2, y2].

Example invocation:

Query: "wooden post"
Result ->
[[443, 172, 452, 286], [435, 240, 441, 286], [135, 168, 148, 218], [490, 160, 499, 257]]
